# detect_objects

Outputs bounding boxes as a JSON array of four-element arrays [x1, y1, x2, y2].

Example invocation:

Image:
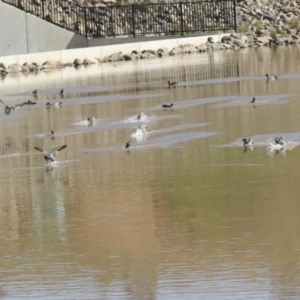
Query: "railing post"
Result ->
[[42, 0, 45, 18], [84, 6, 88, 37], [131, 4, 136, 37], [180, 1, 184, 36], [233, 0, 237, 32]]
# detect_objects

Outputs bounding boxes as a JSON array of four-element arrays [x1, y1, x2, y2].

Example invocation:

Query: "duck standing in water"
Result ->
[[265, 74, 278, 80], [87, 116, 96, 126], [242, 137, 254, 146], [168, 81, 177, 87], [46, 101, 62, 108], [162, 103, 173, 109], [125, 141, 131, 149], [32, 89, 38, 96], [25, 100, 36, 105], [242, 137, 254, 151], [34, 144, 67, 164]]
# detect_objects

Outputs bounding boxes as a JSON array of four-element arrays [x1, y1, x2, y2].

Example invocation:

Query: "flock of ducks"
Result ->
[[242, 74, 280, 151], [0, 88, 68, 165], [2, 74, 281, 164], [124, 82, 175, 151]]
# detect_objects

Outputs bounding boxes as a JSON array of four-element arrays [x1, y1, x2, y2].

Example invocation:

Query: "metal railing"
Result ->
[[2, 0, 236, 38]]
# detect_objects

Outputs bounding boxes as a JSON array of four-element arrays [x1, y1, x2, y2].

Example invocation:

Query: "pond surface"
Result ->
[[1, 46, 300, 299]]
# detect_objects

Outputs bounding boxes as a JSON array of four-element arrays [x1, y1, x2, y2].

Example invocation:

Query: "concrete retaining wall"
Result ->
[[0, 2, 87, 56]]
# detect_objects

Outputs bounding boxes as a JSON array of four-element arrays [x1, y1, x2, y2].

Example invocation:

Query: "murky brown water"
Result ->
[[1, 46, 300, 299]]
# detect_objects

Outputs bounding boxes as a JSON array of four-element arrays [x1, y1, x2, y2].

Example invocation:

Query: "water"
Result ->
[[1, 46, 300, 299]]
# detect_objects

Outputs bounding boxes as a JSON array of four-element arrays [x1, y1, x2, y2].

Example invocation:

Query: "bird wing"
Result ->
[[50, 145, 67, 157], [12, 102, 26, 110], [34, 147, 48, 155], [0, 99, 8, 106]]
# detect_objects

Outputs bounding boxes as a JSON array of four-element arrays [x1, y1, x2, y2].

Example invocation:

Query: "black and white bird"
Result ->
[[274, 136, 285, 146], [242, 137, 254, 146], [125, 141, 131, 149], [46, 101, 62, 107], [162, 103, 173, 109], [25, 100, 36, 105], [87, 116, 96, 126], [168, 81, 177, 87], [34, 145, 67, 164], [266, 74, 278, 80], [0, 99, 26, 115]]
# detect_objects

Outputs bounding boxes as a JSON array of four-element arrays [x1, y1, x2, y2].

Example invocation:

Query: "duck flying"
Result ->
[[168, 81, 177, 87], [0, 99, 26, 115], [265, 74, 278, 80], [34, 145, 67, 164], [162, 103, 173, 108], [46, 102, 62, 107], [242, 137, 254, 146]]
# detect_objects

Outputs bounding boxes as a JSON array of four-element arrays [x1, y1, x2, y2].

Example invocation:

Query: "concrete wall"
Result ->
[[0, 2, 87, 56]]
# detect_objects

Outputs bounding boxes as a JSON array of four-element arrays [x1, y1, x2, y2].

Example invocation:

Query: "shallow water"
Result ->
[[2, 46, 300, 299]]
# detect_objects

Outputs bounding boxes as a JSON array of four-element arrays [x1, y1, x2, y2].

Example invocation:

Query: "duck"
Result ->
[[274, 136, 285, 146], [265, 74, 278, 80], [32, 89, 38, 96], [168, 81, 177, 87], [87, 116, 96, 126], [25, 100, 36, 105], [46, 101, 62, 107], [250, 97, 256, 104], [136, 113, 141, 120], [162, 103, 173, 108], [59, 89, 64, 95], [125, 141, 131, 149], [0, 99, 26, 115], [34, 144, 67, 164], [137, 125, 148, 134], [242, 137, 254, 146]]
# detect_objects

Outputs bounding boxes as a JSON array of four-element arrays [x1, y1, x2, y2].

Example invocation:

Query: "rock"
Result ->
[[157, 47, 169, 54], [123, 54, 132, 61], [73, 58, 83, 66], [232, 39, 248, 48], [107, 52, 123, 61], [83, 57, 98, 64], [197, 44, 208, 52], [255, 36, 272, 45], [7, 63, 23, 73], [183, 44, 198, 53], [42, 61, 64, 69], [169, 47, 184, 55]]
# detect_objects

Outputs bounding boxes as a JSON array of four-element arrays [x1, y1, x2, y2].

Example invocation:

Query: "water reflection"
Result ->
[[1, 46, 300, 298]]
